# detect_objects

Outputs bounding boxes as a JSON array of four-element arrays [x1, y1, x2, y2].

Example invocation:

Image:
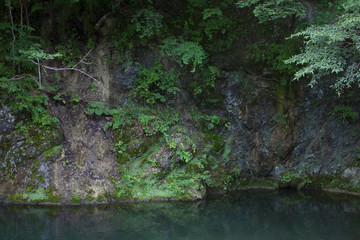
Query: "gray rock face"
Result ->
[[221, 71, 360, 180], [0, 105, 16, 133]]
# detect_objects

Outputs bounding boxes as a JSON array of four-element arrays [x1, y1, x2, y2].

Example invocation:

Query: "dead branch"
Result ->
[[30, 58, 106, 94], [6, 74, 34, 81]]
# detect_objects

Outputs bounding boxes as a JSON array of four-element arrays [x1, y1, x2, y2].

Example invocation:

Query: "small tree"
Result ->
[[285, 1, 360, 95]]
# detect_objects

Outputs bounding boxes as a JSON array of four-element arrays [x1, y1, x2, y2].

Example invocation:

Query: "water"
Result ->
[[1, 190, 360, 240]]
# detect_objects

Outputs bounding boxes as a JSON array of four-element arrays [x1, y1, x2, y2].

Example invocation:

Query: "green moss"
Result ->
[[37, 174, 45, 183], [71, 195, 81, 203], [96, 195, 106, 202], [85, 195, 95, 202], [222, 135, 233, 163], [44, 145, 63, 161], [7, 186, 61, 203], [45, 185, 61, 203], [204, 131, 224, 152], [310, 175, 360, 192], [1, 121, 63, 179], [279, 171, 312, 189], [23, 188, 48, 202]]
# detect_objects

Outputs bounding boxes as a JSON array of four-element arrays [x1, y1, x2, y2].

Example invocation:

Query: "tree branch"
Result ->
[[37, 57, 42, 89], [30, 59, 106, 94], [7, 0, 16, 67], [6, 74, 34, 81]]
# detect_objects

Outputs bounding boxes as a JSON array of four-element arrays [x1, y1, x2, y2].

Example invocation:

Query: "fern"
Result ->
[[161, 37, 206, 73]]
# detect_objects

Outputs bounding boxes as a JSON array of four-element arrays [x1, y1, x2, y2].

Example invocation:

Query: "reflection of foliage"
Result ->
[[5, 191, 360, 239]]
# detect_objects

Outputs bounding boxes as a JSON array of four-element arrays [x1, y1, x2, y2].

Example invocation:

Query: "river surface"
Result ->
[[1, 190, 360, 240]]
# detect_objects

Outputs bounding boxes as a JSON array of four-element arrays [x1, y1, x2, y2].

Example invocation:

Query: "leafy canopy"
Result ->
[[161, 37, 206, 73], [285, 0, 360, 95], [236, 0, 306, 22]]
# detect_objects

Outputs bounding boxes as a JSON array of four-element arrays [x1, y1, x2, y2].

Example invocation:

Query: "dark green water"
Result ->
[[1, 190, 360, 240]]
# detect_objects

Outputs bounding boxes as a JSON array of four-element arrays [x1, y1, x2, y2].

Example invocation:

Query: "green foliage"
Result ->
[[115, 141, 127, 155], [19, 43, 62, 62], [200, 114, 220, 130], [0, 77, 59, 129], [71, 194, 81, 203], [279, 171, 312, 189], [285, 1, 360, 95], [108, 106, 180, 136], [44, 145, 63, 161], [201, 8, 234, 41], [70, 93, 80, 104], [164, 128, 196, 163], [113, 24, 136, 51], [203, 8, 222, 20], [85, 194, 95, 202], [131, 7, 164, 39], [191, 66, 221, 94], [161, 37, 206, 72], [222, 135, 233, 163], [132, 60, 180, 105], [22, 187, 48, 202], [53, 94, 65, 104], [236, 0, 306, 23], [334, 105, 359, 121], [85, 102, 114, 116], [8, 186, 61, 203], [167, 171, 199, 194], [251, 40, 299, 79], [55, 44, 81, 67]]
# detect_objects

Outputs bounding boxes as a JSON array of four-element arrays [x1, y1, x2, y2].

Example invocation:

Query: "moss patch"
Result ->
[[71, 195, 81, 204], [85, 195, 95, 202], [44, 145, 63, 161], [7, 186, 61, 203]]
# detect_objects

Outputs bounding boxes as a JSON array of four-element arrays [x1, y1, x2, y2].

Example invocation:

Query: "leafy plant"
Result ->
[[200, 114, 220, 130], [236, 0, 306, 23], [161, 37, 206, 73], [85, 102, 113, 115], [131, 7, 163, 39], [279, 171, 312, 189], [201, 8, 233, 40], [0, 77, 59, 129], [53, 93, 66, 104], [285, 1, 360, 95], [191, 65, 221, 94], [334, 105, 358, 121], [131, 60, 180, 105], [71, 194, 81, 203], [115, 141, 127, 155]]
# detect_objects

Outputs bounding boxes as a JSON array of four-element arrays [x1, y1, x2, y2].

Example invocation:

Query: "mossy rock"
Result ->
[[96, 195, 106, 203], [7, 186, 61, 203], [71, 195, 81, 203], [85, 195, 95, 202], [279, 172, 312, 190]]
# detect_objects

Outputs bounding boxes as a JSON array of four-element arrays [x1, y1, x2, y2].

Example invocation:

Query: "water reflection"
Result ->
[[1, 190, 360, 240]]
